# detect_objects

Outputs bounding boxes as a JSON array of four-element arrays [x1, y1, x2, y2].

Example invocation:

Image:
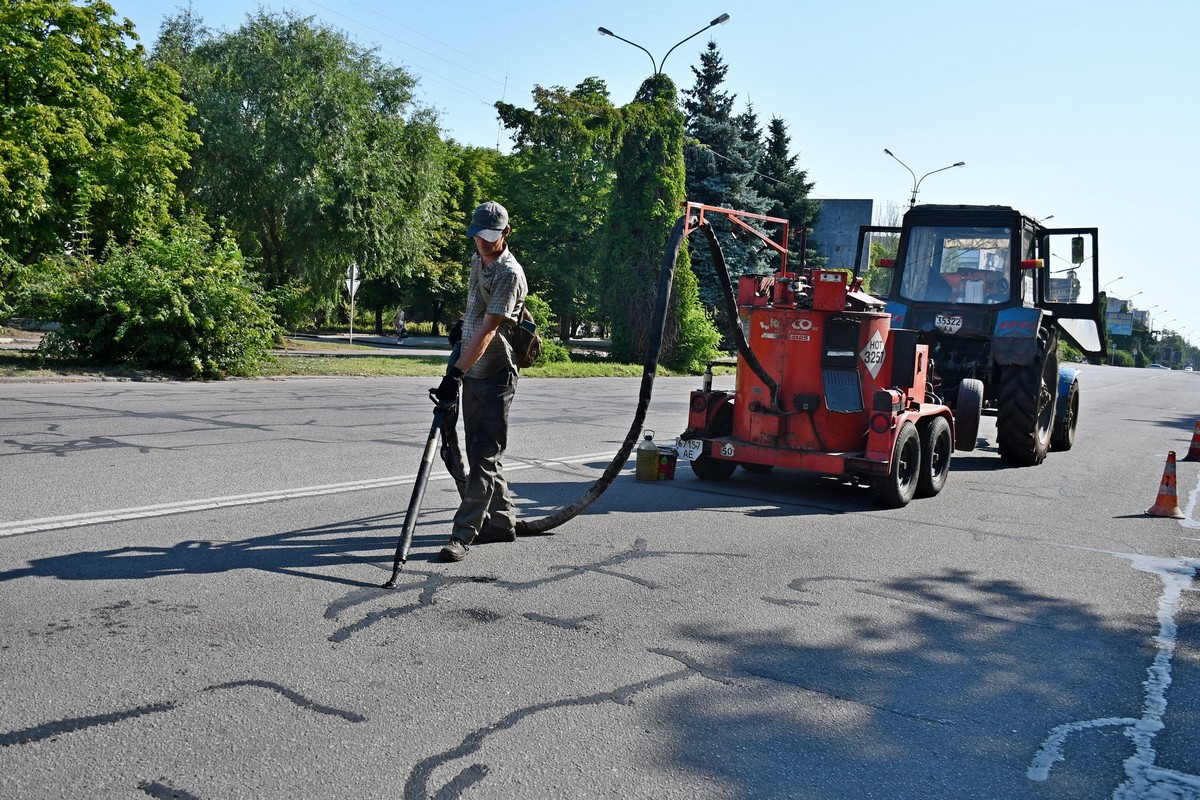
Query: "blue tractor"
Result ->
[[856, 205, 1107, 465]]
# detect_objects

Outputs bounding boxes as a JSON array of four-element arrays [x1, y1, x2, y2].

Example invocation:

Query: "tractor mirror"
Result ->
[[1020, 259, 1044, 270], [1071, 236, 1085, 264], [877, 258, 895, 268]]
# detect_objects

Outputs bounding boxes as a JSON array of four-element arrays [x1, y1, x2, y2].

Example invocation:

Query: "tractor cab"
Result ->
[[857, 205, 1107, 360]]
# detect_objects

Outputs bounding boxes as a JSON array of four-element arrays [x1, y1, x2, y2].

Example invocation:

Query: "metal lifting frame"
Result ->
[[683, 201, 791, 274]]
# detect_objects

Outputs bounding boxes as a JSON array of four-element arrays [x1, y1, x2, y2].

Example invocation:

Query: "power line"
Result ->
[[287, 0, 534, 107]]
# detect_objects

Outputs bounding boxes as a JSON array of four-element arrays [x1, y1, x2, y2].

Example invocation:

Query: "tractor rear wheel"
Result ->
[[1050, 377, 1079, 451], [916, 416, 953, 498], [872, 422, 921, 507], [997, 328, 1059, 466], [689, 403, 737, 481], [954, 379, 984, 451]]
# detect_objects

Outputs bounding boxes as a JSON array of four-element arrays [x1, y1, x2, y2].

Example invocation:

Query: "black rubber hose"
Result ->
[[514, 216, 687, 536], [699, 223, 780, 411]]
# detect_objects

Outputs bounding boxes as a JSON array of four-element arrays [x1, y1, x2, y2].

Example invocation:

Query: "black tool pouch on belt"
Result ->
[[508, 306, 542, 369]]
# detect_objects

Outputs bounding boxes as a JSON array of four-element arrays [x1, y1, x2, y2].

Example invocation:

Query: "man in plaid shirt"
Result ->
[[435, 201, 528, 562]]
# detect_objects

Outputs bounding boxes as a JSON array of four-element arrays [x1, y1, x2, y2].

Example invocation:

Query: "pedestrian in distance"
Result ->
[[395, 309, 407, 343], [434, 201, 529, 562]]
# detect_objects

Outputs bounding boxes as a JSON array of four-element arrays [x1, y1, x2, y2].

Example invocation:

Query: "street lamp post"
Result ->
[[1119, 290, 1142, 311], [883, 149, 966, 208], [1100, 276, 1124, 291], [598, 13, 731, 76]]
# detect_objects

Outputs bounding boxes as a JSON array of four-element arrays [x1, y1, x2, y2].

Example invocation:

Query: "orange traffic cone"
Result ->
[[1146, 451, 1186, 519], [1182, 420, 1200, 463]]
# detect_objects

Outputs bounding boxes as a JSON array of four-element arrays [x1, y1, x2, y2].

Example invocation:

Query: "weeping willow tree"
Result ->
[[598, 73, 719, 372]]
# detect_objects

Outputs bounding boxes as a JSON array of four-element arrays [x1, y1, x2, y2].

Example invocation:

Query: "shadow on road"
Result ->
[[0, 512, 435, 589]]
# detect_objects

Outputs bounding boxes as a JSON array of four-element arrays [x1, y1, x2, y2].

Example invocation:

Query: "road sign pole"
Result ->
[[346, 263, 361, 345]]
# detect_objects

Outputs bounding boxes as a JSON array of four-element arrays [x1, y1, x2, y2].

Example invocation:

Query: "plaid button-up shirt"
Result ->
[[462, 246, 527, 379]]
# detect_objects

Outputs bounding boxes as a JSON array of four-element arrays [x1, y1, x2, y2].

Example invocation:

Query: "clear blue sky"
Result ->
[[115, 0, 1199, 346]]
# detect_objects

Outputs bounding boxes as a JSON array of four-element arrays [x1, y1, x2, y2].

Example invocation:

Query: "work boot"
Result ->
[[474, 523, 516, 544], [439, 538, 469, 562]]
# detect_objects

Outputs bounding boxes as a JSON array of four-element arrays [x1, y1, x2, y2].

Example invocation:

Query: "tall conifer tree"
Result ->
[[755, 116, 821, 272], [598, 73, 718, 370], [682, 42, 769, 308]]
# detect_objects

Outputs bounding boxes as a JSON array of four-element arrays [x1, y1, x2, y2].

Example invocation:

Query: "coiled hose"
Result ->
[[514, 214, 779, 535]]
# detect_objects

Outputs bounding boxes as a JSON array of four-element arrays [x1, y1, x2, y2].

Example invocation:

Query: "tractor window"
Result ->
[[899, 226, 1012, 305], [1044, 233, 1096, 304]]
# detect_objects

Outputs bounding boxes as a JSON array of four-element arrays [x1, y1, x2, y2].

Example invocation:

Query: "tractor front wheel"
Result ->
[[872, 422, 921, 508], [954, 379, 984, 451], [1050, 377, 1079, 451]]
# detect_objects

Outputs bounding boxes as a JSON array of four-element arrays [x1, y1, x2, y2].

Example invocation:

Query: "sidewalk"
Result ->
[[276, 333, 452, 358]]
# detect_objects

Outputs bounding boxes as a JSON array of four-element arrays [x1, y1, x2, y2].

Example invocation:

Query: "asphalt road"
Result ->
[[1, 367, 1197, 799]]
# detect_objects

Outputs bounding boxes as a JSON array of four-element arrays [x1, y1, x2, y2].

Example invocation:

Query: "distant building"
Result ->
[[810, 199, 874, 270]]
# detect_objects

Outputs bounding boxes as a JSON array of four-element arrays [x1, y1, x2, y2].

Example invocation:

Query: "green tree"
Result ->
[[599, 73, 719, 371], [682, 41, 769, 309], [754, 116, 821, 271], [154, 10, 444, 318], [0, 0, 198, 310], [402, 141, 503, 335], [496, 79, 619, 341], [24, 217, 277, 378]]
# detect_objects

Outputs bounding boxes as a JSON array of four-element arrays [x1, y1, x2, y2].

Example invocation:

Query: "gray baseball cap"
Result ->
[[467, 201, 509, 241]]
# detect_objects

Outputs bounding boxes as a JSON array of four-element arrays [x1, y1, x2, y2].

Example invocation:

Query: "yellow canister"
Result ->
[[636, 430, 659, 481]]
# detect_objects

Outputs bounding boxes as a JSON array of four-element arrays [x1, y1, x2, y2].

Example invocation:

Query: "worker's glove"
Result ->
[[435, 365, 464, 405]]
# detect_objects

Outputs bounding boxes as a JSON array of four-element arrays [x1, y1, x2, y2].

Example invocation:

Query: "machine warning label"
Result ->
[[860, 329, 886, 379]]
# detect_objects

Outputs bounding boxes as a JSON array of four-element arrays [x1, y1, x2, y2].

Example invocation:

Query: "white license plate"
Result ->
[[675, 438, 704, 461]]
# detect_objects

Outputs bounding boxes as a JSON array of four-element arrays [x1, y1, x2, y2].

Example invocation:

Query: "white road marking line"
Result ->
[[1183, 469, 1200, 529], [1027, 553, 1200, 798], [0, 451, 623, 537]]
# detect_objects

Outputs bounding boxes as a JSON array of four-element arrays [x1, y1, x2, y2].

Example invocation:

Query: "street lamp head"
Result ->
[[885, 151, 965, 207], [601, 13, 730, 77]]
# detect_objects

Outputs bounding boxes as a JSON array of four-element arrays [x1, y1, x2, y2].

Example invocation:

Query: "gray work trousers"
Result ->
[[451, 368, 517, 543]]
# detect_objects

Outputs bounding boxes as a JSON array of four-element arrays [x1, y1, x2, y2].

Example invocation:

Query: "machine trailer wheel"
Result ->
[[872, 422, 921, 508], [954, 379, 984, 451], [688, 403, 737, 481], [916, 416, 953, 498], [1050, 378, 1079, 451], [997, 328, 1059, 466]]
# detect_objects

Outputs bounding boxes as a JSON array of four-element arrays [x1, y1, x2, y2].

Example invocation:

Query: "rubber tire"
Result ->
[[954, 379, 984, 452], [916, 416, 953, 498], [996, 328, 1059, 466], [1050, 378, 1079, 451], [872, 422, 921, 508], [689, 403, 737, 481]]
